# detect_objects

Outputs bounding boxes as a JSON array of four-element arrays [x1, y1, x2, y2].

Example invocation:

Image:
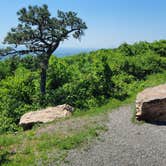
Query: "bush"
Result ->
[[0, 66, 38, 133]]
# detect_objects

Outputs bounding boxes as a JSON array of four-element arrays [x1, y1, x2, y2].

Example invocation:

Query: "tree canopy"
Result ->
[[3, 4, 87, 56], [1, 4, 87, 94]]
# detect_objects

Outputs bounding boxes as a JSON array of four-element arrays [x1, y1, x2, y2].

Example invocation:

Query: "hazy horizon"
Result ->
[[0, 39, 164, 57], [54, 47, 97, 57]]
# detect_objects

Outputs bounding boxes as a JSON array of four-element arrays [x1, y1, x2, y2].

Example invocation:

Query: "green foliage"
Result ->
[[119, 52, 166, 79], [151, 40, 166, 56], [118, 41, 151, 56], [47, 56, 72, 90], [0, 66, 39, 133], [47, 55, 114, 108], [1, 40, 166, 133], [0, 61, 10, 80]]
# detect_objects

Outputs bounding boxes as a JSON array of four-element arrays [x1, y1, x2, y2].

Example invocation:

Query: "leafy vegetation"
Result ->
[[0, 40, 166, 134]]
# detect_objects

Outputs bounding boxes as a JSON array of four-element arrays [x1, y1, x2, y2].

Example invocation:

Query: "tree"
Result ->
[[1, 4, 87, 95]]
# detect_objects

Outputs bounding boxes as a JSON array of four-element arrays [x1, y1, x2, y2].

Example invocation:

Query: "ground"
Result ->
[[62, 105, 166, 166], [2, 104, 166, 166]]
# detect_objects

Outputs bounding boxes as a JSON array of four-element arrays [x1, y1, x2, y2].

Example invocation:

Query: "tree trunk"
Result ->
[[40, 67, 47, 95], [40, 54, 49, 95], [39, 48, 58, 95]]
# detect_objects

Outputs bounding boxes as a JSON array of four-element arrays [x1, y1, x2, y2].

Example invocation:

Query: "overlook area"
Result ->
[[1, 1, 166, 165], [1, 40, 166, 165]]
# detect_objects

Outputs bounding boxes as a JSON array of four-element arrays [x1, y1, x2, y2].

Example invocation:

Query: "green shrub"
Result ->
[[0, 66, 38, 133]]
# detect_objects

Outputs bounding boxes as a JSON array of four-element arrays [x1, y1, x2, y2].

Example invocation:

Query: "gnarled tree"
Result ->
[[1, 4, 87, 95]]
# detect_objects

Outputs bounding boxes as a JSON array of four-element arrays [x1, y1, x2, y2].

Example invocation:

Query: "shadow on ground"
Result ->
[[145, 120, 166, 126]]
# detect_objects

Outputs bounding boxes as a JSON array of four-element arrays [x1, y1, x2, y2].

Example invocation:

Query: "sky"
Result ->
[[0, 0, 166, 49]]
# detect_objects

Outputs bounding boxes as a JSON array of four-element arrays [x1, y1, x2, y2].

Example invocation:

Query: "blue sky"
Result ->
[[0, 0, 166, 49]]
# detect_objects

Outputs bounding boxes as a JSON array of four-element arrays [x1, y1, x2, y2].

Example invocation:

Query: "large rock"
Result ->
[[136, 84, 166, 121], [19, 104, 74, 130]]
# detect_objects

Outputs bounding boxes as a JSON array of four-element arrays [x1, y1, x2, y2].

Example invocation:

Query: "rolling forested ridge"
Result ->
[[0, 40, 166, 133]]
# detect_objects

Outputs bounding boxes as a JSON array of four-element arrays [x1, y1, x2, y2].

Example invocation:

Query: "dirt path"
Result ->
[[62, 105, 166, 166]]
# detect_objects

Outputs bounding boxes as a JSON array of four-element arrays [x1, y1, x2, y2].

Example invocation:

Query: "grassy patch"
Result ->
[[0, 114, 107, 166]]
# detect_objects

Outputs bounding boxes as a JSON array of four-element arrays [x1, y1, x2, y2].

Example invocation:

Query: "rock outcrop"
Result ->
[[136, 84, 166, 121], [19, 104, 74, 130]]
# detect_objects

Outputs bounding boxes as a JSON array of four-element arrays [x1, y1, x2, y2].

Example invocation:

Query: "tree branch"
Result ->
[[0, 49, 44, 57]]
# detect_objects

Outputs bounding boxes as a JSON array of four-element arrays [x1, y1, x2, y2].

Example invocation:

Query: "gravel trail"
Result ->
[[62, 105, 166, 166]]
